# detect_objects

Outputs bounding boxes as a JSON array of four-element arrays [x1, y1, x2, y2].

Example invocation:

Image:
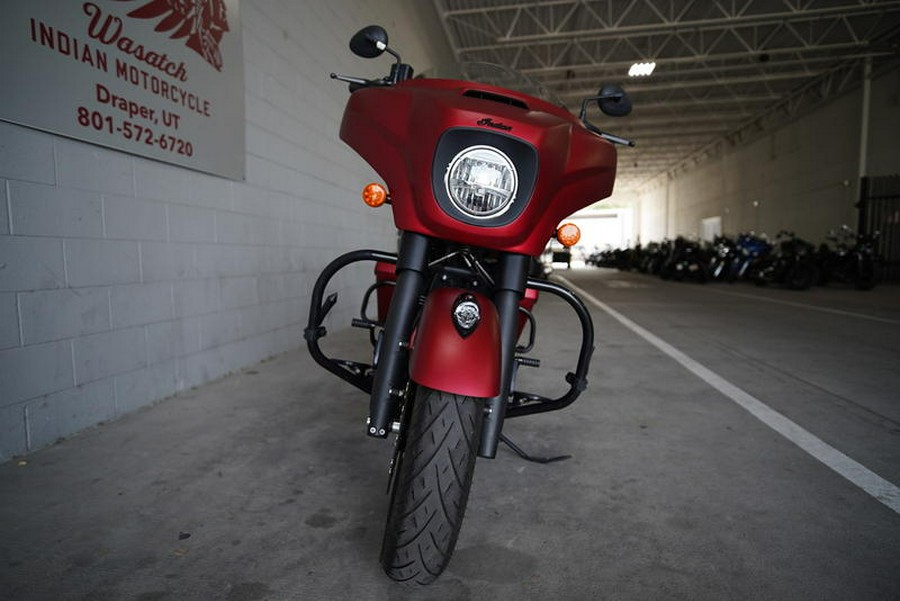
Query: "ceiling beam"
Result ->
[[620, 95, 779, 110], [623, 129, 731, 140], [477, 2, 900, 44], [556, 69, 822, 98], [462, 35, 873, 61], [526, 49, 884, 84], [611, 110, 754, 125]]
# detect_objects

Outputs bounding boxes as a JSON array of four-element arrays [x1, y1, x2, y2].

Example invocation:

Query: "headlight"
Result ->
[[444, 145, 518, 219]]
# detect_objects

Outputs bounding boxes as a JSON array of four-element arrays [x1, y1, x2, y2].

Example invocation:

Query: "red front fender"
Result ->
[[409, 288, 501, 398]]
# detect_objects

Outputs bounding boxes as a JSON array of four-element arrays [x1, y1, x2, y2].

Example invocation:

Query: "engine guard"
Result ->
[[305, 249, 398, 395], [409, 287, 501, 398], [306, 248, 596, 427]]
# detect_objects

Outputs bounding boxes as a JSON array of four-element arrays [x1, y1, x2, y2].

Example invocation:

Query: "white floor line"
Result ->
[[707, 288, 900, 325], [557, 276, 900, 514]]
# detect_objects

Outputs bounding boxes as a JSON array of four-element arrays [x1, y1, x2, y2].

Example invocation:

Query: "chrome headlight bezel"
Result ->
[[431, 128, 538, 228], [444, 145, 518, 220]]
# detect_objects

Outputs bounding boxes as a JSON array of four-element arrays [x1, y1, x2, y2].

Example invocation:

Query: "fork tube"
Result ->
[[479, 253, 530, 458], [367, 231, 429, 438]]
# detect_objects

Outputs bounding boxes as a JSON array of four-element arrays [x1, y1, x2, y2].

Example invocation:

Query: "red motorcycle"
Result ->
[[305, 25, 632, 584]]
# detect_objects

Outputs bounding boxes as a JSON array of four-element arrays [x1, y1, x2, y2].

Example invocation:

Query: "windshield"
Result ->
[[441, 62, 567, 110]]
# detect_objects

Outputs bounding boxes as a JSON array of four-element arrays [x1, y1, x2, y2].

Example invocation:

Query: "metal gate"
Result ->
[[858, 175, 900, 282]]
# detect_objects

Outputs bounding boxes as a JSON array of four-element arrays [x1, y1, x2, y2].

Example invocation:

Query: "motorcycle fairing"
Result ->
[[409, 287, 501, 398], [339, 78, 617, 257]]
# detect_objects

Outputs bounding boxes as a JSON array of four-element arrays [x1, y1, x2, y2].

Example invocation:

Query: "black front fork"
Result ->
[[308, 232, 549, 458], [479, 254, 530, 458], [364, 234, 531, 460], [366, 232, 430, 438]]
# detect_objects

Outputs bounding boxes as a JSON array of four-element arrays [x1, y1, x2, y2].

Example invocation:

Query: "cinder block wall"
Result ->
[[0, 0, 453, 461], [637, 66, 900, 243]]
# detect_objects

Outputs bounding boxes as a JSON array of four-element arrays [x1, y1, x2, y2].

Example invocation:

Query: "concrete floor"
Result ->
[[1, 268, 899, 600]]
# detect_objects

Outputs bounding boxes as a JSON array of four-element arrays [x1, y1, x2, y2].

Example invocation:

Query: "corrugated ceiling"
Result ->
[[433, 0, 900, 191]]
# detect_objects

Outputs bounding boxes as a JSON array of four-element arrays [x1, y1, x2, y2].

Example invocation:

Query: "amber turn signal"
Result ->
[[556, 223, 580, 247], [362, 182, 389, 207]]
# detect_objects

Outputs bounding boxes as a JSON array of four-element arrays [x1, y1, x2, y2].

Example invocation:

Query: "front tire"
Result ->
[[380, 387, 484, 584]]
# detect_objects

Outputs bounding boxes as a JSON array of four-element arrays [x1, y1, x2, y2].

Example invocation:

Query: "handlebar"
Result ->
[[330, 73, 370, 86], [330, 72, 391, 93], [581, 120, 635, 147], [331, 61, 414, 93]]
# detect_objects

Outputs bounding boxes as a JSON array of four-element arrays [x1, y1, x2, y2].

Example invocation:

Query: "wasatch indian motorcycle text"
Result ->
[[25, 2, 216, 158]]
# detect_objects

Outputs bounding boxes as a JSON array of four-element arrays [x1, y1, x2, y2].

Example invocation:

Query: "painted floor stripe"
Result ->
[[557, 276, 900, 514], [707, 288, 900, 325]]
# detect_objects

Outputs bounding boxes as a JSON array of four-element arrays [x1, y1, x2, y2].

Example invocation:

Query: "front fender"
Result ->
[[409, 288, 500, 398]]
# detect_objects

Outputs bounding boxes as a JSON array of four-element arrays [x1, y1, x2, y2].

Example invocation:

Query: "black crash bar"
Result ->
[[505, 277, 595, 418], [304, 249, 397, 394], [305, 253, 595, 419]]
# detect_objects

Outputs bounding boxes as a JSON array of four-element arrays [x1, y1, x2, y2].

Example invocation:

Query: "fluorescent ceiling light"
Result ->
[[628, 61, 656, 77]]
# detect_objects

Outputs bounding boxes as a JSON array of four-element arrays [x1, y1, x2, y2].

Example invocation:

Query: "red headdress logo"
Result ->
[[119, 0, 230, 71]]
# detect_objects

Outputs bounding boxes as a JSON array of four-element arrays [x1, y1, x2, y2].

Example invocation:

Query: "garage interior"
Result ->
[[1, 1, 899, 599]]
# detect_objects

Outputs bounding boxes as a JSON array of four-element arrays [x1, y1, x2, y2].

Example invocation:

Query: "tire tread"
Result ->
[[380, 388, 483, 584]]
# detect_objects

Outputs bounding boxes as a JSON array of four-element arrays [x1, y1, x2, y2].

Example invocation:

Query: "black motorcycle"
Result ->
[[659, 236, 710, 283], [707, 235, 739, 282], [638, 240, 667, 275], [751, 230, 818, 290], [817, 225, 881, 290]]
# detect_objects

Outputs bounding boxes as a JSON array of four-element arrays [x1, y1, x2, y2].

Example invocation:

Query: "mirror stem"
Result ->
[[579, 93, 625, 121], [384, 46, 402, 65]]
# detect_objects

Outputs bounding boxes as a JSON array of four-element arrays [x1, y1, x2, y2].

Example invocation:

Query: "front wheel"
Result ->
[[381, 387, 484, 584]]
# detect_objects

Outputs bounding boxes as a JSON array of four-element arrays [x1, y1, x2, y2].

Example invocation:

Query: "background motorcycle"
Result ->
[[817, 225, 881, 290], [729, 232, 772, 282], [659, 236, 710, 283], [707, 235, 739, 281], [751, 230, 818, 290], [305, 26, 632, 584]]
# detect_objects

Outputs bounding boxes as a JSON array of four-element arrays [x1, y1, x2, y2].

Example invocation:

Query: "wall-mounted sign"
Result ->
[[1, 0, 244, 180]]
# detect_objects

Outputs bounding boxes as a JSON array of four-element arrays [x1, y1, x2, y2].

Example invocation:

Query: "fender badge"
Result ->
[[477, 118, 513, 131], [452, 293, 481, 338]]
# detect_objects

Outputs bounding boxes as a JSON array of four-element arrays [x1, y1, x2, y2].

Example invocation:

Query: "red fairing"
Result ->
[[409, 288, 501, 398], [340, 79, 617, 257]]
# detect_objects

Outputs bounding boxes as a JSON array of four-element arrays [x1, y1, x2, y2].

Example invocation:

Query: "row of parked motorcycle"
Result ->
[[586, 225, 881, 290]]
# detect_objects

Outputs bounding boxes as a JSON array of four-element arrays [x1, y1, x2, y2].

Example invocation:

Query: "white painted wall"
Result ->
[[567, 209, 634, 254], [637, 66, 900, 245], [0, 0, 453, 461]]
